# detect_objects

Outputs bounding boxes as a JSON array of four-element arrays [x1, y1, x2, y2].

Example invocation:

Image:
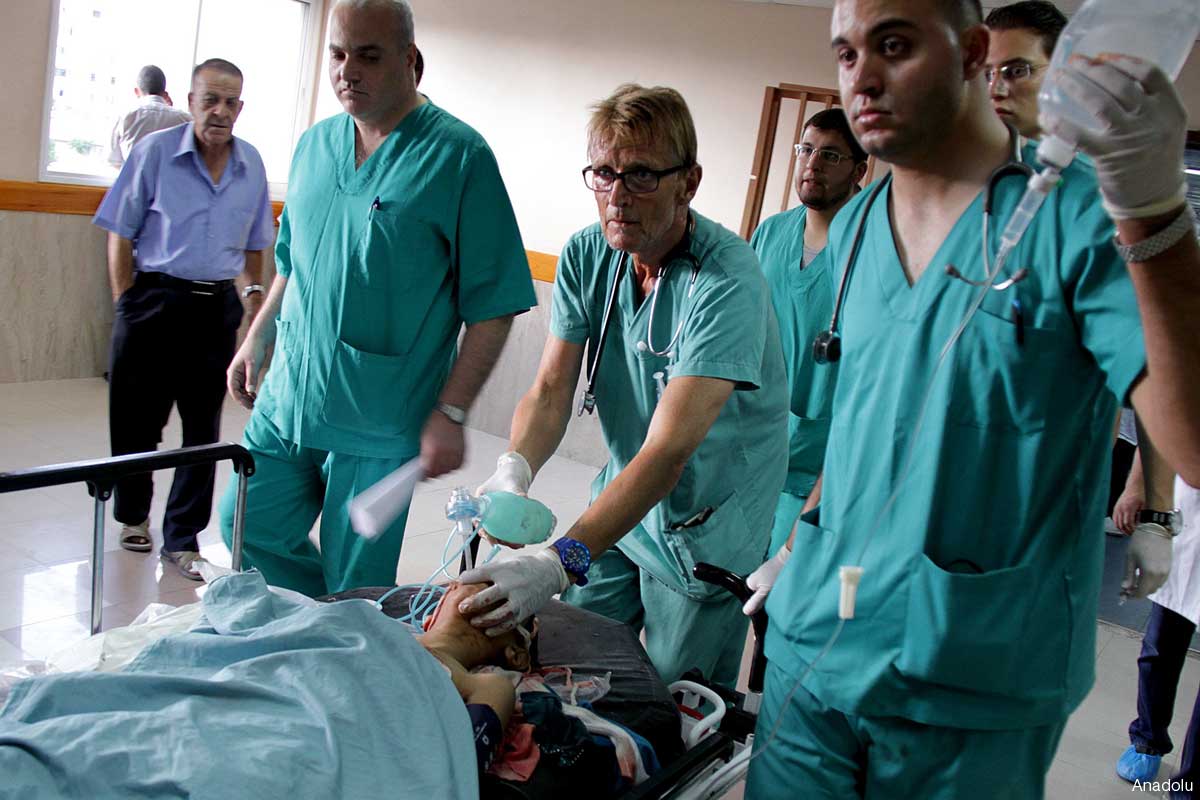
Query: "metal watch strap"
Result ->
[[1136, 509, 1179, 531], [1113, 206, 1196, 263], [241, 283, 264, 298], [435, 402, 467, 425]]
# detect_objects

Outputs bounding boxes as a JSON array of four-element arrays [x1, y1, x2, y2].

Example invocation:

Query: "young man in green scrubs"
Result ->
[[219, 0, 535, 596], [741, 0, 1200, 796], [750, 108, 868, 555]]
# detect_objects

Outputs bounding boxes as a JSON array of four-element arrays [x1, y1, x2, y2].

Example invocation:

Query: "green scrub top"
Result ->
[[765, 147, 1147, 730], [551, 212, 790, 599], [256, 101, 536, 459], [751, 206, 839, 498]]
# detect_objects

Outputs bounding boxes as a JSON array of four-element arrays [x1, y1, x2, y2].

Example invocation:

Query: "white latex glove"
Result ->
[[1039, 56, 1187, 220], [457, 549, 568, 636], [475, 451, 533, 497], [1122, 522, 1173, 599], [743, 545, 792, 616]]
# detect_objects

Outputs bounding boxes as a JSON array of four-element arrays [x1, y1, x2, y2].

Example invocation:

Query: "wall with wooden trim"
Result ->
[[0, 181, 561, 391]]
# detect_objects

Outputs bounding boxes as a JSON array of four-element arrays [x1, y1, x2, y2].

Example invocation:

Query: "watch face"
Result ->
[[556, 539, 591, 573]]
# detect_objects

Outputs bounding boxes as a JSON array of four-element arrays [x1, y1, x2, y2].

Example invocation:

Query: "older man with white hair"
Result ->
[[218, 0, 536, 596]]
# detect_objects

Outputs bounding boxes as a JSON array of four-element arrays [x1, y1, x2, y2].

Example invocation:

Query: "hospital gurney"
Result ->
[[0, 446, 764, 799], [325, 560, 769, 800], [0, 443, 256, 634]]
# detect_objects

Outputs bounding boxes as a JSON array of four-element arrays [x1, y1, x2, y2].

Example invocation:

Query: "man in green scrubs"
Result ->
[[750, 108, 868, 555], [457, 84, 789, 688], [218, 0, 535, 597], [741, 0, 1200, 796]]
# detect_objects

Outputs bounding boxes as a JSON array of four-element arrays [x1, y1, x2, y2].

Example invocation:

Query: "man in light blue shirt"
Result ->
[[93, 57, 274, 579]]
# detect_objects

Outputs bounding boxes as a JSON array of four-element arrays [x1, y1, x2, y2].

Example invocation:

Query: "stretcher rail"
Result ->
[[0, 443, 255, 635]]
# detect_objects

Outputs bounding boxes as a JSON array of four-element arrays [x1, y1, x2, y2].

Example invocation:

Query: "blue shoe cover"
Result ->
[[1117, 744, 1162, 783]]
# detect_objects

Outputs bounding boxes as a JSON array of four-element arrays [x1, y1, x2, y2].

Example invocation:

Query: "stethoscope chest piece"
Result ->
[[812, 330, 841, 364]]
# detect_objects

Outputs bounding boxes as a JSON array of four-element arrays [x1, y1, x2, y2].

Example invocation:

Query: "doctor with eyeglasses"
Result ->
[[456, 83, 789, 689]]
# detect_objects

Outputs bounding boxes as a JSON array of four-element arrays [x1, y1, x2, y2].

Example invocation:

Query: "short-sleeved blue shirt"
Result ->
[[93, 123, 275, 280]]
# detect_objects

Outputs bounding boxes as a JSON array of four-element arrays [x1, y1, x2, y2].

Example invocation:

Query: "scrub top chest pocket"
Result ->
[[344, 204, 449, 358], [947, 281, 1061, 435]]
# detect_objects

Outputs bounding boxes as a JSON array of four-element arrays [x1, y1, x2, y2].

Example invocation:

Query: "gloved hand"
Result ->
[[476, 451, 533, 497], [743, 545, 792, 616], [1039, 56, 1187, 219], [457, 549, 568, 636], [1122, 522, 1173, 599]]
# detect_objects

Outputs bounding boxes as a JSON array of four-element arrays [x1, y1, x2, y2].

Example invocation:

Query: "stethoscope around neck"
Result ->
[[812, 129, 1035, 365], [577, 215, 701, 416]]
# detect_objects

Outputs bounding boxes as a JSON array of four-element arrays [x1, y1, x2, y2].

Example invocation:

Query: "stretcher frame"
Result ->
[[0, 447, 764, 799], [0, 443, 255, 635]]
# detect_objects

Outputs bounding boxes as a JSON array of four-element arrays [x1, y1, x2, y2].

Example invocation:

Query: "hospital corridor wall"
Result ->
[[3, 0, 1200, 449]]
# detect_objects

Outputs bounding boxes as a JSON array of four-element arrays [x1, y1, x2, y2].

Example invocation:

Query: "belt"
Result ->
[[136, 271, 235, 296]]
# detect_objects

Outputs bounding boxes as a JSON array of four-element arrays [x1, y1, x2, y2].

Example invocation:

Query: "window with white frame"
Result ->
[[42, 0, 322, 191]]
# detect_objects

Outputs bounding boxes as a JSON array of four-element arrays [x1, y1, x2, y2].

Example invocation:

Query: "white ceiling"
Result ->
[[736, 0, 1086, 11]]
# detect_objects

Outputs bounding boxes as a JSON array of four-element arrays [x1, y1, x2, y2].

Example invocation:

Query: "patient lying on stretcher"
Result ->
[[0, 571, 532, 799], [418, 581, 539, 774]]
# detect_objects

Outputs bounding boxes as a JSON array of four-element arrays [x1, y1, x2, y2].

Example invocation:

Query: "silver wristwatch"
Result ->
[[1137, 508, 1183, 536], [241, 283, 265, 299], [1113, 206, 1196, 263], [435, 401, 468, 425]]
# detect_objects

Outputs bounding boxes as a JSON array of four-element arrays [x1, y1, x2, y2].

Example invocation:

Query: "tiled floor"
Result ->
[[1, 378, 1199, 798]]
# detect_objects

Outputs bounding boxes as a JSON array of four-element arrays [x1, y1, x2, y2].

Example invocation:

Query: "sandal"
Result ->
[[120, 520, 152, 552], [160, 550, 206, 582]]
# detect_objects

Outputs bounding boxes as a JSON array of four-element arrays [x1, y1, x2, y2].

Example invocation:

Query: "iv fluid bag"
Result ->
[[1038, 0, 1200, 138]]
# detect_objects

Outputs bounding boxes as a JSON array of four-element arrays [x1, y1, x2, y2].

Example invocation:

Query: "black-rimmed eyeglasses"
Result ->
[[793, 144, 853, 166], [582, 164, 690, 194], [984, 61, 1046, 85]]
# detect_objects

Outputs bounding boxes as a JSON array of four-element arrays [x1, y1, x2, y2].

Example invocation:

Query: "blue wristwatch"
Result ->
[[551, 538, 592, 587]]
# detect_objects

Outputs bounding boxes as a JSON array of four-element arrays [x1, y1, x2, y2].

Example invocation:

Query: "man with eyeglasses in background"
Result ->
[[457, 84, 789, 690], [984, 0, 1067, 140], [746, 108, 868, 575]]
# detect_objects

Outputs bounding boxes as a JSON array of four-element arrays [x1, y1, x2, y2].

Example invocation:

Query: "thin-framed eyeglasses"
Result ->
[[984, 61, 1046, 85], [793, 144, 851, 166], [582, 163, 690, 194]]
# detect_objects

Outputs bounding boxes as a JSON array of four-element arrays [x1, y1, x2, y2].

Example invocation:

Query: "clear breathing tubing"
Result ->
[[373, 489, 502, 628]]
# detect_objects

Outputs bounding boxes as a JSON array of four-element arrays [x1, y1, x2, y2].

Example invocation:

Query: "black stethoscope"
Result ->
[[812, 128, 1035, 364], [578, 214, 702, 416]]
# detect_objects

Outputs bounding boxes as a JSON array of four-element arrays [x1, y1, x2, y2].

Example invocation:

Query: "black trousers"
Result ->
[[108, 275, 243, 552], [1129, 603, 1200, 798]]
